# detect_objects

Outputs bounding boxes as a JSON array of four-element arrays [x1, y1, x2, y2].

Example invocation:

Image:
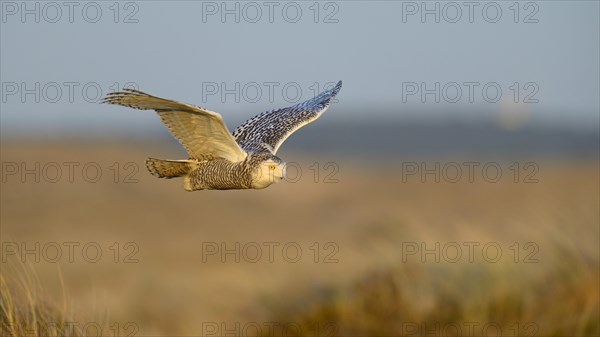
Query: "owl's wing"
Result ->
[[102, 89, 247, 162], [233, 81, 341, 154]]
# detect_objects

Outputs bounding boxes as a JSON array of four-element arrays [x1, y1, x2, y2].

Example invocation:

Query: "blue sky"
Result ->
[[1, 1, 598, 135]]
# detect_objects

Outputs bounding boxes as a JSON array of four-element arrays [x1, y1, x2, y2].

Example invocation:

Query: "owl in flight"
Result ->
[[102, 81, 342, 191]]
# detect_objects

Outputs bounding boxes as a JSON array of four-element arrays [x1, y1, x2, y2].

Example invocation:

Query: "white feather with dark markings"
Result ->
[[233, 81, 342, 154]]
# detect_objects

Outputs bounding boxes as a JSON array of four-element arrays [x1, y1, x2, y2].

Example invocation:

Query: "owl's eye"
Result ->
[[268, 165, 276, 170]]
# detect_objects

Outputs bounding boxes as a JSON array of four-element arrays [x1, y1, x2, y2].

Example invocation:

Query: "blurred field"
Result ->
[[1, 140, 598, 336]]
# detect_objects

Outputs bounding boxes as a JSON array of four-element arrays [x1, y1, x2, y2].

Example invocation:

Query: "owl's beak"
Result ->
[[281, 163, 287, 180]]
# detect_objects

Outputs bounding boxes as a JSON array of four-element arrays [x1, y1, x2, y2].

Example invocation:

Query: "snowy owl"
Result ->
[[101, 81, 342, 191]]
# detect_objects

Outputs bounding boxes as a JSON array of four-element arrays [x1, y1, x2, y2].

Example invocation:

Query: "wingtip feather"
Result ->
[[331, 80, 342, 96]]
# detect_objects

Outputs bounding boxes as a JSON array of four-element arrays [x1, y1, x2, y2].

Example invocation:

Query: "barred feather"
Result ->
[[146, 158, 195, 179], [233, 81, 342, 154]]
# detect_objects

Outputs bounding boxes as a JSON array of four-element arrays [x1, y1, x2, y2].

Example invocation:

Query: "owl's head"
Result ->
[[251, 155, 286, 189]]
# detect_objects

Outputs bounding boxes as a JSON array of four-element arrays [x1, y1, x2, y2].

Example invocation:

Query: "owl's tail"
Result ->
[[146, 158, 194, 179]]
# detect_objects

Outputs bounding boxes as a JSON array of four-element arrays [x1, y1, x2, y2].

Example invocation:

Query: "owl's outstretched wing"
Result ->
[[232, 81, 341, 154], [102, 89, 247, 162]]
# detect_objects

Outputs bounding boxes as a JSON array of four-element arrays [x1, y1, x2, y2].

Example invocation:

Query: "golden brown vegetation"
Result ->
[[1, 262, 85, 337], [1, 141, 598, 336]]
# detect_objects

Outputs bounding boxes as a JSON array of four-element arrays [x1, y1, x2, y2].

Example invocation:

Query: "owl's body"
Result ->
[[185, 158, 253, 191], [102, 81, 341, 191], [146, 153, 282, 191]]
